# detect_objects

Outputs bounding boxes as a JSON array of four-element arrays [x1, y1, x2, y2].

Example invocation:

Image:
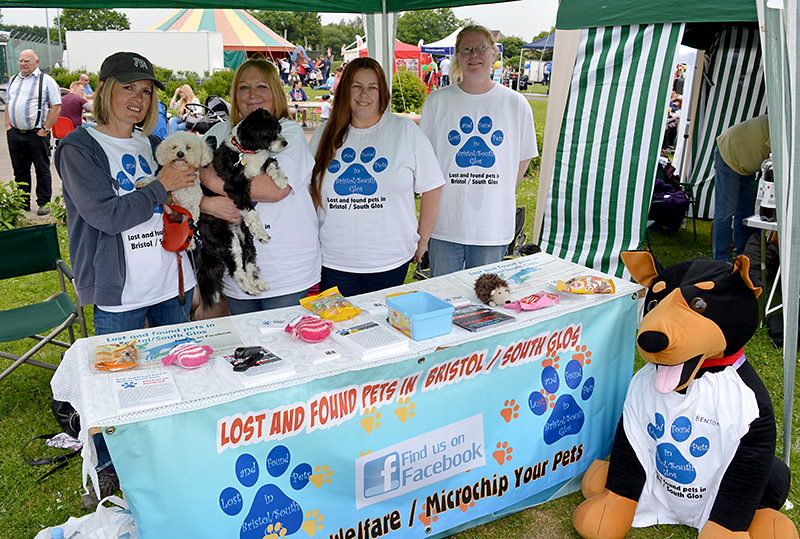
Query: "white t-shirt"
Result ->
[[87, 128, 197, 312], [440, 57, 451, 77], [320, 101, 332, 120], [309, 113, 444, 273], [623, 363, 759, 530], [420, 83, 538, 246], [204, 119, 320, 300]]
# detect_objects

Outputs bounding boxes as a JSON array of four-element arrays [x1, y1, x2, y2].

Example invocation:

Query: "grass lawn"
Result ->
[[1, 95, 799, 539]]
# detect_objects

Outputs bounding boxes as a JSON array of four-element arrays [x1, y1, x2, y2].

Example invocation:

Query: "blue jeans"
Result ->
[[168, 117, 189, 135], [713, 148, 758, 262], [93, 290, 194, 335], [429, 239, 507, 277], [92, 290, 193, 472], [321, 263, 410, 297], [226, 289, 310, 315]]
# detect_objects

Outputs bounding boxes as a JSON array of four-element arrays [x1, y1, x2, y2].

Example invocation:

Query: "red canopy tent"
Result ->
[[358, 39, 432, 77]]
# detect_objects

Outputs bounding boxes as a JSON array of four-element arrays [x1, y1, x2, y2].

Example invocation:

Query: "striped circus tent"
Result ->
[[148, 9, 295, 68], [533, 0, 763, 278]]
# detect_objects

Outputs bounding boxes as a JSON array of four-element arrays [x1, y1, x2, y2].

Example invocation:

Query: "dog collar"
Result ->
[[229, 136, 257, 166], [701, 347, 745, 369]]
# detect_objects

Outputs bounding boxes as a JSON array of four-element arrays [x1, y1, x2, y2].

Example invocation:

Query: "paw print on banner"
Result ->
[[418, 502, 439, 528], [572, 345, 592, 366], [500, 399, 520, 423], [648, 413, 709, 484], [301, 509, 324, 537], [492, 441, 513, 465], [308, 465, 333, 488], [395, 397, 416, 423], [529, 355, 595, 445], [329, 147, 388, 197], [360, 407, 382, 434], [264, 523, 287, 539], [448, 116, 503, 169], [218, 445, 314, 539]]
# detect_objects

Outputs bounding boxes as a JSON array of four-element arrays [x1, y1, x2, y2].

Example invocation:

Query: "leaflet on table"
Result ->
[[111, 370, 181, 413], [211, 348, 295, 389], [87, 318, 245, 371], [452, 304, 516, 332], [331, 321, 409, 361], [454, 255, 576, 293]]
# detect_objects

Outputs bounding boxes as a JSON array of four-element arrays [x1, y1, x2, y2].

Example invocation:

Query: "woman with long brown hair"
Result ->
[[309, 57, 443, 296]]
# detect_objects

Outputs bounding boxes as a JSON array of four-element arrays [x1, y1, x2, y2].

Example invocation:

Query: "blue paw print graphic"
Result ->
[[219, 445, 313, 539], [329, 146, 388, 197], [448, 116, 503, 168], [648, 414, 710, 484], [529, 357, 595, 445], [115, 153, 152, 192], [121, 381, 137, 389]]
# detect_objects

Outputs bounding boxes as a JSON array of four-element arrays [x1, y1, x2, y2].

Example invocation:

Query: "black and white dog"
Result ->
[[195, 108, 289, 307]]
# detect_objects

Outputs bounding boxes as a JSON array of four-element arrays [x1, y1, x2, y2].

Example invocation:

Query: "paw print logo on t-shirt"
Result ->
[[448, 115, 503, 169], [329, 146, 387, 197], [115, 153, 153, 192]]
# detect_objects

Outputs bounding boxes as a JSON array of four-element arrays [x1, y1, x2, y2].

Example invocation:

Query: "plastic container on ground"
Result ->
[[387, 291, 454, 341]]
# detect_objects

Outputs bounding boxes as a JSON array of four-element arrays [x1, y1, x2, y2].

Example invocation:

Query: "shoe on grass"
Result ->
[[81, 469, 120, 510], [37, 207, 50, 216]]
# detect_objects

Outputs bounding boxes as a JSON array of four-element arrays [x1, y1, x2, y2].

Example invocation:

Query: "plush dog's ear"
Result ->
[[621, 250, 661, 288], [200, 139, 214, 167], [732, 255, 762, 298]]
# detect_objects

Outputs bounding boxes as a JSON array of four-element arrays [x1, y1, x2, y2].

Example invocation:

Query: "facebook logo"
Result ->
[[363, 452, 400, 498]]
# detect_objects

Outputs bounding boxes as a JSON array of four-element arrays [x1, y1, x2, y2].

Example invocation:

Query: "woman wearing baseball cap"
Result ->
[[54, 51, 198, 506]]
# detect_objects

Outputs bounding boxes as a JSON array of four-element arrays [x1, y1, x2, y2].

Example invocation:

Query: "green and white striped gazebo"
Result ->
[[534, 0, 764, 277]]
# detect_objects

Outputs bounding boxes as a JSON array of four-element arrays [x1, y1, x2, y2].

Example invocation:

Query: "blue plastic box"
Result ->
[[387, 291, 455, 341]]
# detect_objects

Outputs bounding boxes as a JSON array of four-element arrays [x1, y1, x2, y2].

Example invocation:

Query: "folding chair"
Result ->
[[0, 224, 86, 382]]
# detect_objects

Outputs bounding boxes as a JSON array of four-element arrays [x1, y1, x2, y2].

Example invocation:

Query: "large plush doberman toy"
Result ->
[[573, 252, 797, 539]]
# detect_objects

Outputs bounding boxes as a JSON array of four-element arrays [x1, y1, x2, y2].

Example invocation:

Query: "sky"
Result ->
[[0, 1, 558, 43]]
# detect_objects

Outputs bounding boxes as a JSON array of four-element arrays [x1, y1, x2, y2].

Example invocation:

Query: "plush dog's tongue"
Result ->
[[654, 364, 683, 393]]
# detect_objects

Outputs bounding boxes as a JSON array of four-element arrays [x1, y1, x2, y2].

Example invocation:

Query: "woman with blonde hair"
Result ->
[[420, 25, 538, 276], [168, 83, 200, 134], [309, 57, 444, 296], [198, 57, 319, 314]]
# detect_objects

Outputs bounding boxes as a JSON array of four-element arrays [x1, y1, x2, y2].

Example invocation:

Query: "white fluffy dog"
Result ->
[[135, 131, 213, 250]]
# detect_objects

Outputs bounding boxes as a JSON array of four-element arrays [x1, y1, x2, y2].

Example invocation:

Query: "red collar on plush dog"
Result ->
[[701, 347, 745, 368], [230, 136, 257, 155]]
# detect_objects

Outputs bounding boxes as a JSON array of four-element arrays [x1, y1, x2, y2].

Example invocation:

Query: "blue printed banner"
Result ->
[[106, 294, 637, 539]]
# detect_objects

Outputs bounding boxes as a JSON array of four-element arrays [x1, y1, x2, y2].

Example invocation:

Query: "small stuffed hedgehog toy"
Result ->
[[573, 252, 797, 539]]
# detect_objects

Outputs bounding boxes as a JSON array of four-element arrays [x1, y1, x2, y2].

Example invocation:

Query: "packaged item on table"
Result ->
[[162, 343, 213, 369], [556, 275, 615, 294], [95, 340, 138, 372], [300, 286, 361, 322], [505, 292, 560, 312], [286, 315, 334, 343]]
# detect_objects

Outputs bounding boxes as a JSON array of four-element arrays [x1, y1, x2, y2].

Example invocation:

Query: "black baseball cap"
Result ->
[[99, 52, 166, 91]]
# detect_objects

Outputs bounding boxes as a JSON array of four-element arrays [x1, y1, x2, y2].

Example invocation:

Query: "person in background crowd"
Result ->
[[440, 55, 451, 86], [60, 81, 94, 128], [309, 57, 443, 296], [713, 114, 771, 262], [168, 84, 200, 134], [5, 48, 61, 215], [79, 73, 94, 98], [420, 25, 538, 276], [288, 80, 309, 128], [54, 51, 198, 508], [199, 57, 320, 314]]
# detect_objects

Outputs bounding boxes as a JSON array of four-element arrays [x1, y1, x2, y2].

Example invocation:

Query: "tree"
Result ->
[[531, 26, 555, 43], [498, 36, 525, 60], [396, 9, 464, 46], [249, 11, 323, 49], [56, 9, 129, 32]]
